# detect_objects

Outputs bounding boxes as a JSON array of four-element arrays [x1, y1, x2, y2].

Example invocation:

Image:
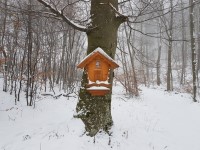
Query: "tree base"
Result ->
[[76, 88, 113, 136]]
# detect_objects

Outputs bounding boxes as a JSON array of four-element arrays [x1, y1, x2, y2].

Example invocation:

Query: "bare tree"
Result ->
[[166, 0, 174, 91], [180, 0, 187, 85], [0, 0, 8, 92], [189, 0, 197, 102]]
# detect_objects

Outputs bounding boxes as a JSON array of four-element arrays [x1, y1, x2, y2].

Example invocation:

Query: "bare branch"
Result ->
[[37, 0, 88, 32], [127, 22, 189, 42]]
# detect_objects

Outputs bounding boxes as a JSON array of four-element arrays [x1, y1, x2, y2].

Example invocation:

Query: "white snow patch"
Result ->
[[88, 80, 109, 85], [87, 86, 110, 90]]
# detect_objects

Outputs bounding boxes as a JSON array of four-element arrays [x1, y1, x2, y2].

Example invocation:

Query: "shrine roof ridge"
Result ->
[[77, 47, 119, 69]]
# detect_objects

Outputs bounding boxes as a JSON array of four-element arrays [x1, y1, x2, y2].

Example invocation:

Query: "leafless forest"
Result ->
[[0, 0, 200, 105]]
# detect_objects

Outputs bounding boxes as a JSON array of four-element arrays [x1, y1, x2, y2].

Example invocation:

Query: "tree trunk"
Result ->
[[197, 3, 200, 86], [56, 29, 67, 85], [180, 0, 186, 85], [76, 0, 126, 136], [124, 26, 139, 96], [167, 40, 172, 91], [145, 45, 149, 87], [26, 1, 33, 106], [189, 0, 197, 102], [156, 34, 161, 86], [167, 0, 173, 91], [1, 0, 8, 92]]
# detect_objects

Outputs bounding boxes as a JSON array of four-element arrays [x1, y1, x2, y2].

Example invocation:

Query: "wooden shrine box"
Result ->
[[77, 47, 119, 96]]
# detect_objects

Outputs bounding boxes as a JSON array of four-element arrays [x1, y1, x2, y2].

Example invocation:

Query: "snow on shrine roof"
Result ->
[[77, 47, 119, 69]]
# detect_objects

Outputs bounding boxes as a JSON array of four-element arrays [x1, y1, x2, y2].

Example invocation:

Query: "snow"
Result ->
[[69, 20, 87, 31], [87, 86, 110, 90], [78, 47, 118, 67], [88, 79, 109, 85], [96, 80, 109, 84], [1, 78, 200, 150]]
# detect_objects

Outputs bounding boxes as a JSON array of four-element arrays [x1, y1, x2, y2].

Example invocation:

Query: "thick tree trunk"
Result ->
[[76, 0, 126, 136]]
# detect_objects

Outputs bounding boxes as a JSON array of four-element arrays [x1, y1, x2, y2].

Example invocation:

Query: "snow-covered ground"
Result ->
[[1, 79, 200, 150]]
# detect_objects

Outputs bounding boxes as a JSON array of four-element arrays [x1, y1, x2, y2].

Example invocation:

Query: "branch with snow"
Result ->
[[109, 3, 126, 17], [37, 0, 88, 32], [108, 3, 128, 24]]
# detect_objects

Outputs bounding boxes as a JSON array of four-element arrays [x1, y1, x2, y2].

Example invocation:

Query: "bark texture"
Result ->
[[189, 0, 197, 102]]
